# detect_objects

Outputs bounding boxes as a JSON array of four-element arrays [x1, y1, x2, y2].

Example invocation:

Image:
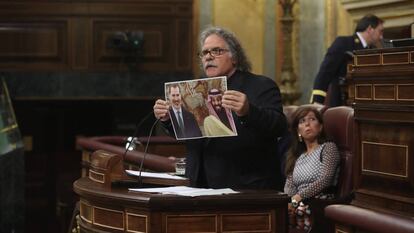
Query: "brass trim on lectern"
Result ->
[[335, 223, 353, 233], [355, 54, 381, 66], [355, 84, 372, 100], [165, 214, 218, 232], [126, 212, 148, 233], [397, 84, 414, 101], [93, 206, 125, 231], [382, 51, 410, 65], [373, 84, 395, 101], [361, 141, 409, 178], [336, 229, 349, 233], [221, 212, 272, 233], [80, 201, 93, 224], [89, 169, 105, 183]]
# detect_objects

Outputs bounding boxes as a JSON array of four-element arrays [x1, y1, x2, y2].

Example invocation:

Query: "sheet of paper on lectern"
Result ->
[[126, 170, 187, 180], [128, 185, 239, 197]]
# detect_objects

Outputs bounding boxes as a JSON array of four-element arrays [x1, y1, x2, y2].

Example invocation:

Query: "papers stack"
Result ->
[[129, 186, 239, 197], [126, 170, 187, 180]]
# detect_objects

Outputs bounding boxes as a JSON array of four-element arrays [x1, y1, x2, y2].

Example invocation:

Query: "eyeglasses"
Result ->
[[198, 47, 229, 58]]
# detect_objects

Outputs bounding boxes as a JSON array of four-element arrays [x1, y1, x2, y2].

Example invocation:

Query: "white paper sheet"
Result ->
[[128, 185, 239, 197], [126, 170, 187, 180]]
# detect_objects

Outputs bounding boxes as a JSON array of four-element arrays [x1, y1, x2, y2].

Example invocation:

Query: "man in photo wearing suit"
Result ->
[[167, 84, 202, 139], [203, 88, 237, 136], [311, 14, 384, 106]]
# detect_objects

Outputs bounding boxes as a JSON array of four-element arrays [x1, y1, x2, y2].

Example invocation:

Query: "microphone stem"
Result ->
[[123, 110, 155, 158], [137, 118, 161, 187]]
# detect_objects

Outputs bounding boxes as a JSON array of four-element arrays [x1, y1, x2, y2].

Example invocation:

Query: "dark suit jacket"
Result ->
[[164, 71, 288, 190], [311, 34, 364, 106], [169, 107, 202, 139]]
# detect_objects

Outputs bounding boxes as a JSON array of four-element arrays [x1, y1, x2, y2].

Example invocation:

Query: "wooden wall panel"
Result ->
[[349, 48, 414, 217], [0, 20, 68, 70], [0, 2, 193, 233], [362, 141, 408, 178], [166, 214, 217, 232], [176, 19, 193, 71], [71, 18, 90, 70], [0, 0, 193, 72], [356, 117, 413, 198], [91, 19, 173, 71], [398, 84, 414, 101]]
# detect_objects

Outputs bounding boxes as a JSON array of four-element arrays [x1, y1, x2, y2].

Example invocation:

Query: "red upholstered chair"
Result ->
[[308, 106, 355, 233], [325, 205, 414, 233], [283, 105, 299, 126], [322, 106, 354, 201]]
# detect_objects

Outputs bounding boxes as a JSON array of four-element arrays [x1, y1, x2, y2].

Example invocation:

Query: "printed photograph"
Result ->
[[164, 76, 238, 140]]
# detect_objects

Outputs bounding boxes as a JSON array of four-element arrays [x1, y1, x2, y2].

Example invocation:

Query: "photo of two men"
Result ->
[[164, 76, 237, 140]]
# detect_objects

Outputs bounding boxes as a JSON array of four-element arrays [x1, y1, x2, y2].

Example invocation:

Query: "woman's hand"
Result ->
[[292, 194, 302, 203]]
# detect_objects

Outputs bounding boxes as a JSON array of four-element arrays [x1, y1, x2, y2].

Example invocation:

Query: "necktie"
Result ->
[[177, 111, 185, 134]]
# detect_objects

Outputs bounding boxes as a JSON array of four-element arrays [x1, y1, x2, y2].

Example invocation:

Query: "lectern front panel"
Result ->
[[74, 177, 288, 233]]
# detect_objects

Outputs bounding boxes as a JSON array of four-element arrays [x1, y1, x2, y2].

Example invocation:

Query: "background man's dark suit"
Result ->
[[311, 35, 364, 106], [169, 108, 202, 139]]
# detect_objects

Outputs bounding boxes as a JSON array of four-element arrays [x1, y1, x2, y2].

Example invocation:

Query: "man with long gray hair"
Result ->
[[154, 26, 287, 189]]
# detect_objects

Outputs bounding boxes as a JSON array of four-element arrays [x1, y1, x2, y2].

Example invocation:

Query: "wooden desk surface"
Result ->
[[74, 177, 288, 210], [74, 177, 289, 233]]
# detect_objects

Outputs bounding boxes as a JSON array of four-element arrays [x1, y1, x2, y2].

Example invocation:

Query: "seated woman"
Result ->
[[284, 106, 340, 231]]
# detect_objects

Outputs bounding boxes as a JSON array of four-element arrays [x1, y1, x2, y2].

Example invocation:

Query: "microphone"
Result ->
[[123, 110, 155, 156], [382, 39, 393, 48], [125, 137, 141, 151], [344, 51, 354, 60], [136, 118, 160, 187], [112, 110, 155, 188]]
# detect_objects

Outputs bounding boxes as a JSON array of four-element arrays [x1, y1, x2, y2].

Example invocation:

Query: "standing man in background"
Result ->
[[311, 14, 384, 106], [154, 26, 288, 189]]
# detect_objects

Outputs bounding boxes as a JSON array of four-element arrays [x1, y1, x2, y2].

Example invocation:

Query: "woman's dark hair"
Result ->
[[284, 106, 327, 176], [355, 14, 384, 33]]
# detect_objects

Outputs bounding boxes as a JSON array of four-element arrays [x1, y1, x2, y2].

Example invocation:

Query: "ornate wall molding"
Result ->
[[340, 0, 409, 11], [0, 0, 193, 72], [340, 0, 414, 35]]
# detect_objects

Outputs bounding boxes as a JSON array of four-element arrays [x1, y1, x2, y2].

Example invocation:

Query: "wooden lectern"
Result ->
[[326, 46, 414, 232], [73, 150, 289, 233]]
